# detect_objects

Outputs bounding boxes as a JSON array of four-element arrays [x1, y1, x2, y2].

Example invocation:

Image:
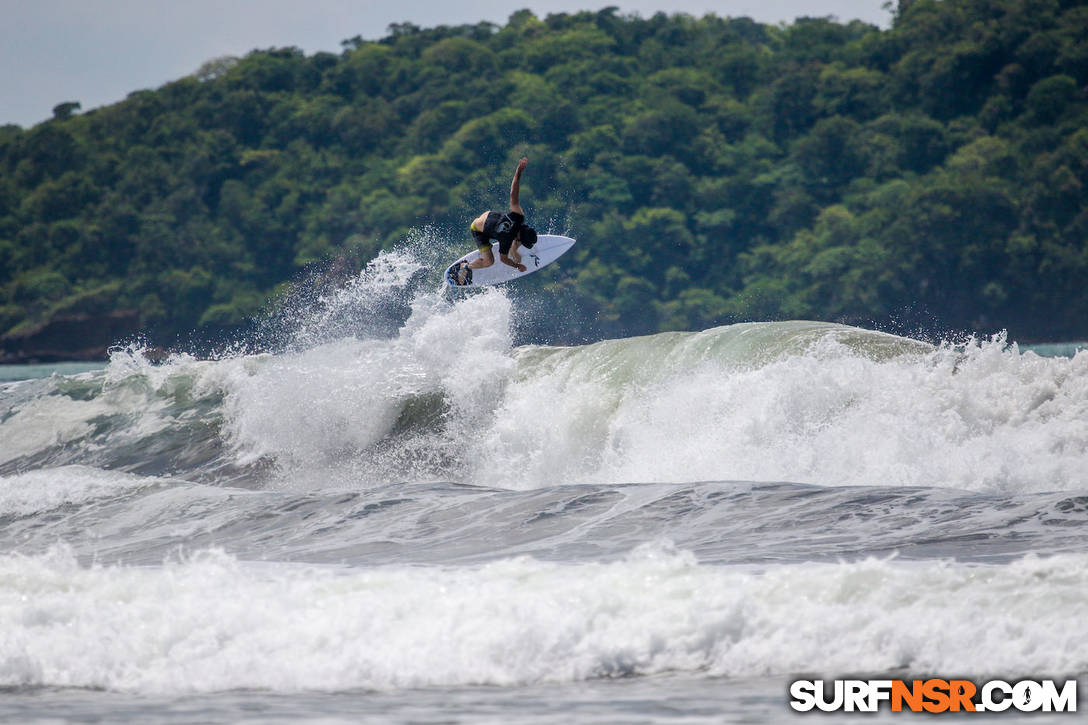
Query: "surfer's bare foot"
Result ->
[[450, 261, 472, 285]]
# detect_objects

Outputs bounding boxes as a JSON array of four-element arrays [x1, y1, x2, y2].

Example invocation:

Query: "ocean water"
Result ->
[[0, 362, 105, 382], [1, 250, 1087, 723]]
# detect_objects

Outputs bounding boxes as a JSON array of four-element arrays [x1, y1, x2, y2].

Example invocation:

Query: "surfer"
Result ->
[[459, 158, 538, 279]]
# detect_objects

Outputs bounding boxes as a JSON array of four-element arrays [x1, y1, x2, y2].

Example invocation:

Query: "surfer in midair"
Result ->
[[450, 158, 538, 285]]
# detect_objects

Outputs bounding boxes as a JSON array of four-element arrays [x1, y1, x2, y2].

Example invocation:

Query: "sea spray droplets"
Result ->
[[213, 245, 449, 476], [260, 229, 461, 353], [218, 280, 517, 483], [275, 248, 430, 351]]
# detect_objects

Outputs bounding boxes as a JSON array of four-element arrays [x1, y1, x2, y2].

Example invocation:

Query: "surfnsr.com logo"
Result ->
[[789, 679, 1078, 713]]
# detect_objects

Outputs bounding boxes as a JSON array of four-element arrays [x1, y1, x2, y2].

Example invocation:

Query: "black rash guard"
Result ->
[[471, 211, 525, 255]]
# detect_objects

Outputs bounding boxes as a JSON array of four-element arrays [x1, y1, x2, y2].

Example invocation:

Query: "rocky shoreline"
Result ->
[[0, 310, 142, 364]]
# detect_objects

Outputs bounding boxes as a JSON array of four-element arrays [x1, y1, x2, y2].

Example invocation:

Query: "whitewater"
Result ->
[[1, 248, 1087, 723]]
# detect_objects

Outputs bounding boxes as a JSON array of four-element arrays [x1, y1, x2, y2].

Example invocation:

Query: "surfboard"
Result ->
[[445, 235, 576, 288]]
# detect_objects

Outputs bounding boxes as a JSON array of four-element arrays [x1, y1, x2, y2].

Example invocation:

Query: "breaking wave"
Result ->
[[1, 247, 1085, 495]]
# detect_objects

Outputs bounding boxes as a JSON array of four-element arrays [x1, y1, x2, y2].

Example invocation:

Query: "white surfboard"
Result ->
[[445, 235, 576, 288]]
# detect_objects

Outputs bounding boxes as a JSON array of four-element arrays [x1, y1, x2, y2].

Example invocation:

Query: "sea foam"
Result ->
[[0, 544, 1085, 693]]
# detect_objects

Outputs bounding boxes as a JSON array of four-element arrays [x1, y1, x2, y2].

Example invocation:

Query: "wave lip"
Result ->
[[0, 348, 246, 482], [482, 325, 1088, 492], [1, 545, 1086, 693]]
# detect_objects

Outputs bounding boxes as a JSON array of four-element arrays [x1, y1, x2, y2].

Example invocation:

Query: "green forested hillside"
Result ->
[[1, 0, 1087, 352]]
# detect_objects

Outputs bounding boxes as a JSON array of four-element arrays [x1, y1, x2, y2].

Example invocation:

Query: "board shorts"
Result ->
[[470, 225, 492, 253]]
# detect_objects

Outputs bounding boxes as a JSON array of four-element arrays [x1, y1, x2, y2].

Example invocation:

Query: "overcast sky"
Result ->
[[3, 1, 891, 128]]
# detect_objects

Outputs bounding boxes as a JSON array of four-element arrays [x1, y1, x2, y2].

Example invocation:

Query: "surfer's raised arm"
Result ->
[[509, 157, 527, 215], [451, 158, 538, 280]]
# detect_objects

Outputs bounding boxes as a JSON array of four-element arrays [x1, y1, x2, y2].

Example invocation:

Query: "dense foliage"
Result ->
[[2, 0, 1087, 346]]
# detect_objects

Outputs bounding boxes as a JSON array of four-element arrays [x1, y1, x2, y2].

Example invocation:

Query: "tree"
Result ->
[[3, 1, 1088, 347], [52, 102, 81, 121]]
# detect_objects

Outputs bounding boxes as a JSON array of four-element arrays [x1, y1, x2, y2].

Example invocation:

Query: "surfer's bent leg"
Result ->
[[470, 248, 494, 269]]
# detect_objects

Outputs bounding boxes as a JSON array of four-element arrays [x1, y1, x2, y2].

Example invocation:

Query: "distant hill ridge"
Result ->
[[1, 1, 1086, 359]]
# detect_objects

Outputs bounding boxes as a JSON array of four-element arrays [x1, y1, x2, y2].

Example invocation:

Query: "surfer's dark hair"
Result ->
[[520, 226, 537, 248]]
